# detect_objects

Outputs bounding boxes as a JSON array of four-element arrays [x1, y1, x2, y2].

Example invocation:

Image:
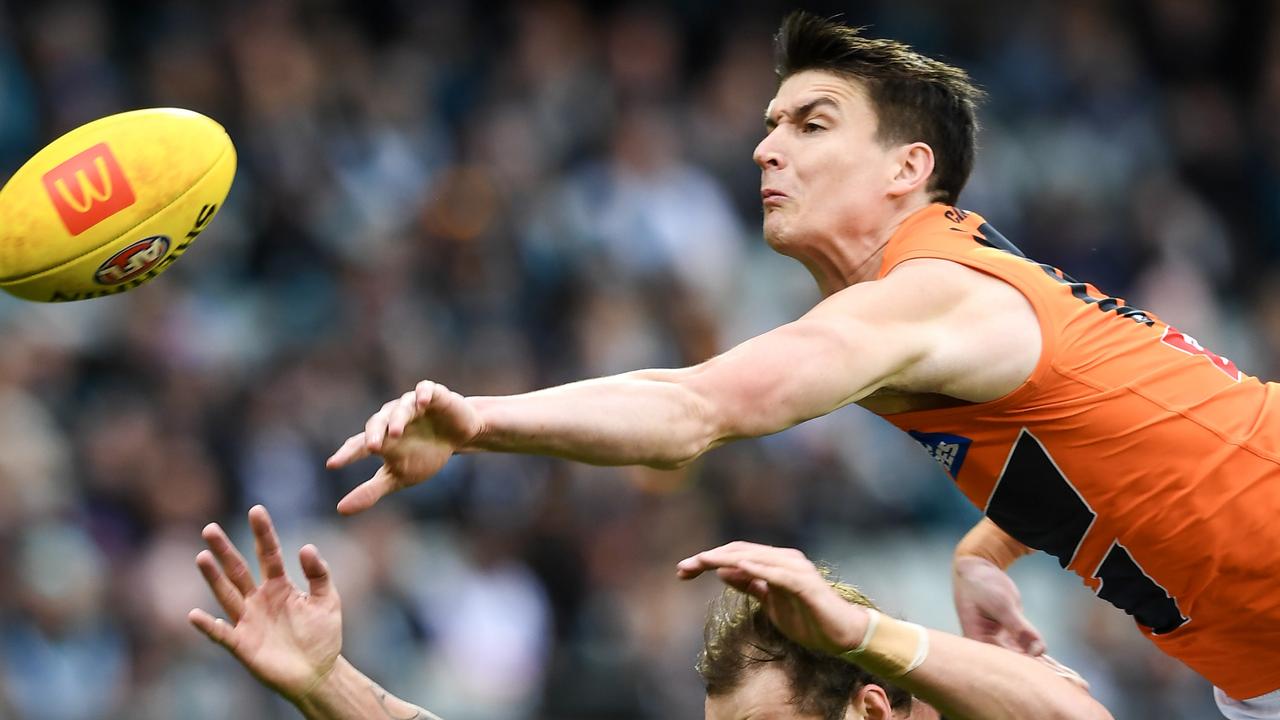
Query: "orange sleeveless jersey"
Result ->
[[874, 204, 1280, 699]]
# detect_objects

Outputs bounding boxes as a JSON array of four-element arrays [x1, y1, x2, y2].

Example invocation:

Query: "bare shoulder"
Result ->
[[815, 257, 1031, 326], [863, 257, 1042, 404], [878, 257, 1027, 305]]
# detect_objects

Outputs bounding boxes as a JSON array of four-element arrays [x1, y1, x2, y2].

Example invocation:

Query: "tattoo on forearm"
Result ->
[[368, 682, 443, 720]]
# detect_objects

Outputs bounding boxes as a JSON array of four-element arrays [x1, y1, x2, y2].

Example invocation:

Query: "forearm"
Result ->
[[467, 368, 718, 468], [461, 297, 919, 468], [839, 605, 1106, 720], [893, 630, 1109, 720], [954, 517, 1031, 569], [293, 657, 443, 720]]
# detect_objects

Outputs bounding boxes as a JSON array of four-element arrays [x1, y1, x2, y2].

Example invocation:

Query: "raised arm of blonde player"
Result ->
[[678, 542, 1113, 720], [188, 506, 440, 720], [327, 258, 1039, 514]]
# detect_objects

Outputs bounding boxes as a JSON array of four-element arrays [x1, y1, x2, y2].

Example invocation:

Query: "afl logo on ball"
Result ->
[[94, 235, 170, 285]]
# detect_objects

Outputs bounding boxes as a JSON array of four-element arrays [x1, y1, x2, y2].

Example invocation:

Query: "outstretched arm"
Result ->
[[189, 506, 441, 720], [328, 263, 962, 513], [678, 542, 1110, 720], [467, 297, 923, 465]]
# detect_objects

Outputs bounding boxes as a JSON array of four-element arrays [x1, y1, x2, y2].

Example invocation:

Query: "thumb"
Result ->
[[336, 465, 398, 516], [188, 609, 235, 651]]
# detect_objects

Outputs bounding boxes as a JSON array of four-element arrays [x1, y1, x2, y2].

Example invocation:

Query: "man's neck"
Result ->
[[798, 199, 934, 296]]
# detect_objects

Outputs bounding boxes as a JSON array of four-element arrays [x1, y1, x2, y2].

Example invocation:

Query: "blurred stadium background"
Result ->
[[0, 0, 1271, 717]]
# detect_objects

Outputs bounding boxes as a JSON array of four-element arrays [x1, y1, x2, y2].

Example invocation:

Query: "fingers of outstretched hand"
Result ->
[[676, 541, 770, 576], [363, 400, 399, 451], [336, 464, 397, 515], [326, 433, 371, 469], [735, 557, 810, 595], [422, 384, 473, 437], [202, 522, 256, 595], [414, 380, 437, 410], [249, 505, 287, 580], [679, 545, 822, 603], [675, 556, 708, 578], [188, 608, 234, 650], [678, 542, 814, 579], [196, 550, 246, 622], [386, 391, 418, 439], [714, 565, 754, 590], [299, 544, 333, 598], [711, 566, 771, 599]]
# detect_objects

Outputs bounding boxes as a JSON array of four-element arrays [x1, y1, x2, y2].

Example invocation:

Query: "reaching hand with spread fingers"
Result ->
[[189, 505, 342, 700], [326, 380, 484, 515], [189, 505, 441, 720]]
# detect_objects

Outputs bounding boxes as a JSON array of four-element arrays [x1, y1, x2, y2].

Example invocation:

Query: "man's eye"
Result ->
[[802, 122, 825, 133]]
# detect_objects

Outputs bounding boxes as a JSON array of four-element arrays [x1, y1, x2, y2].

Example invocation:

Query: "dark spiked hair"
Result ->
[[775, 12, 984, 205]]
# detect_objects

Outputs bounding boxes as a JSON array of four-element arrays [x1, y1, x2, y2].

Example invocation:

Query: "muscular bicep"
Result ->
[[679, 274, 946, 442], [674, 259, 1039, 446], [687, 317, 920, 439]]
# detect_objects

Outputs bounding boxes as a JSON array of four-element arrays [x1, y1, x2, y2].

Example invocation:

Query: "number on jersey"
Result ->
[[1161, 327, 1241, 382]]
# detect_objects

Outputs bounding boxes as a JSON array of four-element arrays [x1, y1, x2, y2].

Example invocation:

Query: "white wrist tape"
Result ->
[[840, 608, 930, 678]]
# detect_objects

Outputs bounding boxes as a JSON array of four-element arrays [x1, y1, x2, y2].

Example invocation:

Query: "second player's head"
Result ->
[[697, 582, 930, 720], [756, 12, 983, 262]]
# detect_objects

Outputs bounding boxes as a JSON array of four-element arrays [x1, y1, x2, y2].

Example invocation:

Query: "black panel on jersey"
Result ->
[[985, 431, 1095, 569]]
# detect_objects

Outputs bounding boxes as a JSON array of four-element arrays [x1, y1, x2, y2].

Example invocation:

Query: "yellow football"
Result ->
[[0, 108, 235, 302]]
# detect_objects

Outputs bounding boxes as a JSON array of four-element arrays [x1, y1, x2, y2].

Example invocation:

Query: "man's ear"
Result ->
[[887, 142, 935, 198], [848, 683, 897, 719]]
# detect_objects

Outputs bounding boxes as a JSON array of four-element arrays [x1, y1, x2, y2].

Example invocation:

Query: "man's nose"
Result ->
[[753, 133, 785, 170]]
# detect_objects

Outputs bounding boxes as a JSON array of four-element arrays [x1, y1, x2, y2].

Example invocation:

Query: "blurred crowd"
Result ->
[[0, 0, 1273, 717]]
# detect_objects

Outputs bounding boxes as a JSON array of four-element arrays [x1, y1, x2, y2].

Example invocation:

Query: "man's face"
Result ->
[[703, 665, 939, 720], [704, 665, 836, 720], [754, 69, 902, 257]]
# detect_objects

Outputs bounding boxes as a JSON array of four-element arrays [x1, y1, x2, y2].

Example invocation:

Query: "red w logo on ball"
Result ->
[[42, 143, 136, 236]]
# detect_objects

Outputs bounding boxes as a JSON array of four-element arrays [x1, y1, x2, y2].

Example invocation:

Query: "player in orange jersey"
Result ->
[[328, 13, 1280, 717], [189, 507, 1108, 719]]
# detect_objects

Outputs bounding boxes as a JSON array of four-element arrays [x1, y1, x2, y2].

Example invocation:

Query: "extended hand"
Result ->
[[676, 541, 869, 656], [326, 380, 484, 515], [188, 506, 343, 702], [952, 555, 1045, 656]]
